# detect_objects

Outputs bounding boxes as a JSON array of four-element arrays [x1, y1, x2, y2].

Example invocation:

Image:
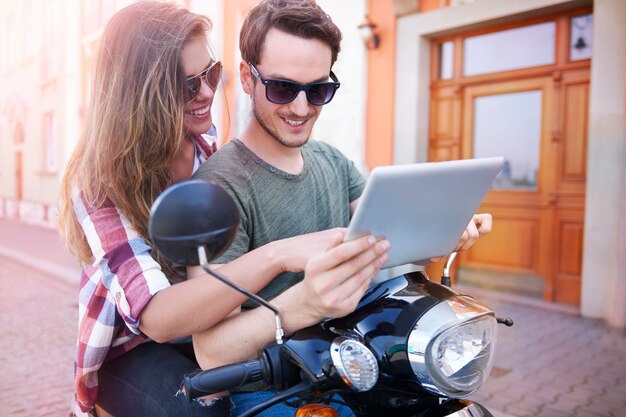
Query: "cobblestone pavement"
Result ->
[[470, 298, 626, 417], [0, 257, 76, 417], [1, 219, 625, 417]]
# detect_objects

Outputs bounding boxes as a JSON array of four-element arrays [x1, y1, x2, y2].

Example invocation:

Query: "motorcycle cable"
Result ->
[[284, 390, 351, 409], [198, 247, 285, 344]]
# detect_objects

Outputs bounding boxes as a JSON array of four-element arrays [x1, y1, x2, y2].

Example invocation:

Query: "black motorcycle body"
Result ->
[[149, 180, 507, 417], [184, 271, 499, 417]]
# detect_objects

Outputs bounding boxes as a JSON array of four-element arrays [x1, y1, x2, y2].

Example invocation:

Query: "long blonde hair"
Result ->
[[60, 2, 212, 274]]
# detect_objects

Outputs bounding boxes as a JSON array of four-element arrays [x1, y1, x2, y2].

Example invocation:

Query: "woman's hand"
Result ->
[[454, 213, 492, 252], [271, 228, 348, 273], [275, 231, 390, 332], [429, 213, 492, 263]]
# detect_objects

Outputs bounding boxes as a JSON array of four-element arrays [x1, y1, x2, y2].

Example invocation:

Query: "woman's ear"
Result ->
[[240, 61, 254, 95]]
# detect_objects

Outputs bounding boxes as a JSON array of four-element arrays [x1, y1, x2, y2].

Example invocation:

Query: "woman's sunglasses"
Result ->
[[185, 60, 223, 102], [249, 63, 340, 106]]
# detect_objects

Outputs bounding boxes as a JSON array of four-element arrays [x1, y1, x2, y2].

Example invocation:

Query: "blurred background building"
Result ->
[[0, 0, 624, 328]]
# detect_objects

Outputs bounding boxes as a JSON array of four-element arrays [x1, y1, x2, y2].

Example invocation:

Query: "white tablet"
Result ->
[[345, 157, 504, 268]]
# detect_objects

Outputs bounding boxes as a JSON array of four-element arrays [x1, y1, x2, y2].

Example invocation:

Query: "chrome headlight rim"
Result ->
[[330, 336, 379, 392], [407, 295, 497, 398]]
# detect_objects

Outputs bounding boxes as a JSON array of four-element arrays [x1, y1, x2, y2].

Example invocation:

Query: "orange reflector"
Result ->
[[294, 404, 340, 417]]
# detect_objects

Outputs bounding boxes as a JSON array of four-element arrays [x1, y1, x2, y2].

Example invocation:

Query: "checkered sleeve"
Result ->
[[76, 193, 171, 333]]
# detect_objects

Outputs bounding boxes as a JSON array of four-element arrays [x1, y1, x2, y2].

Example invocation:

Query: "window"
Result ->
[[24, 0, 35, 58], [7, 10, 18, 69], [439, 41, 454, 80], [83, 0, 101, 34], [43, 113, 58, 173], [463, 22, 556, 76], [570, 14, 592, 61], [42, 0, 57, 79]]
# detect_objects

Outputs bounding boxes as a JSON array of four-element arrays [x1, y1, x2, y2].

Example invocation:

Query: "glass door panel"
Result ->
[[473, 91, 542, 190]]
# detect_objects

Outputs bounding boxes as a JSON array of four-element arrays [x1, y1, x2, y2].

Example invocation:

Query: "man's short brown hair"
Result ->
[[240, 0, 342, 68]]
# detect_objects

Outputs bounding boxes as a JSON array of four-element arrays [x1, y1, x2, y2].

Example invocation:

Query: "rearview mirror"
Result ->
[[148, 180, 239, 266], [148, 179, 284, 345]]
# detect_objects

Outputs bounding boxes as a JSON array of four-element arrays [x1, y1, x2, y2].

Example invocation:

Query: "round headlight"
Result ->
[[330, 337, 379, 391], [407, 295, 497, 398], [427, 316, 497, 397]]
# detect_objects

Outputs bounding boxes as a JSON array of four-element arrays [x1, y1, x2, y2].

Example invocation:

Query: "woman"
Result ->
[[60, 3, 387, 417]]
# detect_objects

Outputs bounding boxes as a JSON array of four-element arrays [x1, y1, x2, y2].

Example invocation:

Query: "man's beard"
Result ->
[[252, 94, 311, 149]]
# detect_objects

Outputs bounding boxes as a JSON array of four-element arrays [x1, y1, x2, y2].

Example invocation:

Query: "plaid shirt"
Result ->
[[71, 133, 217, 416]]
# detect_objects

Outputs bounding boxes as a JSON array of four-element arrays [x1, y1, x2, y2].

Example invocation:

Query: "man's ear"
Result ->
[[240, 61, 254, 95]]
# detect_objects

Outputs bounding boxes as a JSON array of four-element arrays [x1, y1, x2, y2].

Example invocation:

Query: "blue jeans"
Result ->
[[231, 391, 354, 417], [97, 341, 231, 417]]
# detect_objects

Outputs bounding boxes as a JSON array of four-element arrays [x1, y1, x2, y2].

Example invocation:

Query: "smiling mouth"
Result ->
[[186, 104, 211, 116], [284, 118, 306, 127]]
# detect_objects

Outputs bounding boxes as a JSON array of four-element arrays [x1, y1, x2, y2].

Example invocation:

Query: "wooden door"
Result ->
[[428, 70, 589, 305], [425, 9, 591, 306]]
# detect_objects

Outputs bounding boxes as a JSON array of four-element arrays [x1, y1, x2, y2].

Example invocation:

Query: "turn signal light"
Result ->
[[294, 404, 340, 417]]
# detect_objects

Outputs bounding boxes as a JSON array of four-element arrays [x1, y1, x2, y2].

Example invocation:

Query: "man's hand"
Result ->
[[271, 228, 348, 273], [192, 232, 390, 371], [276, 231, 390, 332]]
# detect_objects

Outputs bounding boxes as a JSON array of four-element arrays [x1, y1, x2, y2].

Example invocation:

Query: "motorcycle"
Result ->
[[148, 180, 513, 417]]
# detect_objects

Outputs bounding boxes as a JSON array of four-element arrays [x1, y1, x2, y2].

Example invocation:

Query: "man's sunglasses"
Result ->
[[249, 63, 340, 106], [185, 60, 222, 102]]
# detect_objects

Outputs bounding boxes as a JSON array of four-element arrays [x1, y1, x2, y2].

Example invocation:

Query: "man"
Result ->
[[191, 0, 489, 414], [194, 2, 363, 306]]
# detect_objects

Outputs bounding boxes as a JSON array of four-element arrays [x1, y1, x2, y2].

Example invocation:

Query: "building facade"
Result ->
[[0, 0, 368, 224], [0, 0, 82, 228], [0, 0, 624, 327], [369, 0, 625, 327]]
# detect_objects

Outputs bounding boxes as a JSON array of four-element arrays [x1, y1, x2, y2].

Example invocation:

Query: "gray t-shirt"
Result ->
[[192, 138, 365, 304]]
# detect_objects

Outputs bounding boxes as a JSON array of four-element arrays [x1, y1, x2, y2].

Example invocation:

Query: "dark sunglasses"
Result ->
[[249, 63, 340, 106], [185, 60, 222, 102]]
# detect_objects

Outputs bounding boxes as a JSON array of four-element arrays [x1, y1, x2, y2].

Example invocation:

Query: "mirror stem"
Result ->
[[441, 251, 458, 287], [197, 247, 284, 344]]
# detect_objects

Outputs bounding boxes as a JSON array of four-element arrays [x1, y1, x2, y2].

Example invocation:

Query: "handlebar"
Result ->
[[184, 358, 269, 400]]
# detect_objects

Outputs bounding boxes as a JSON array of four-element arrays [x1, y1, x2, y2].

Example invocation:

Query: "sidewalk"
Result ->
[[0, 219, 78, 416], [0, 218, 80, 286], [0, 218, 625, 417]]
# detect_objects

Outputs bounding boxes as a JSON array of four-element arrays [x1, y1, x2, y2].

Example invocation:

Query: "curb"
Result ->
[[0, 245, 80, 288]]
